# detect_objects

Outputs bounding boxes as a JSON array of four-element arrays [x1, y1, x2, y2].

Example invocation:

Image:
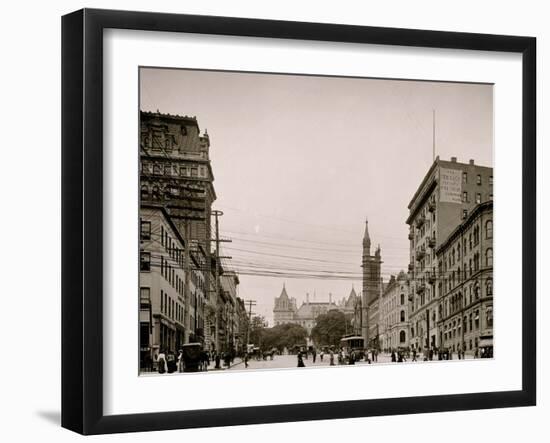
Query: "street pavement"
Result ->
[[141, 351, 476, 375], [228, 352, 475, 371]]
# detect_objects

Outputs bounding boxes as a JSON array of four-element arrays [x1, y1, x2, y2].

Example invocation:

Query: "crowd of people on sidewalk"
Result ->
[[148, 348, 242, 374]]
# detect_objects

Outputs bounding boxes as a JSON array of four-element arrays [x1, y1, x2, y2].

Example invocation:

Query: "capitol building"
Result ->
[[272, 284, 359, 336]]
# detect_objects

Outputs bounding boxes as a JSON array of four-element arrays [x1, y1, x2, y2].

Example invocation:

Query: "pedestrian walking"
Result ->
[[297, 352, 305, 367], [320, 351, 324, 362], [157, 350, 167, 374], [177, 350, 184, 373], [244, 353, 249, 368], [312, 349, 317, 363], [391, 350, 396, 362], [412, 349, 417, 362]]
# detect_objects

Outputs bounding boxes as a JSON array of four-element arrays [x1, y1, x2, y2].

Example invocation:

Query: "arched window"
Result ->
[[486, 248, 493, 267], [140, 184, 149, 200], [400, 310, 405, 322], [400, 330, 406, 343], [400, 293, 405, 305], [486, 279, 493, 296], [486, 220, 493, 239]]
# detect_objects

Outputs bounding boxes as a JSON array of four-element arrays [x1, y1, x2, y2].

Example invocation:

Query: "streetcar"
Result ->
[[340, 335, 366, 361]]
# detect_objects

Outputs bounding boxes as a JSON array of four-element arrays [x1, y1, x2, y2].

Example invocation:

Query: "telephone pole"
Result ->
[[244, 299, 257, 346], [211, 210, 233, 351]]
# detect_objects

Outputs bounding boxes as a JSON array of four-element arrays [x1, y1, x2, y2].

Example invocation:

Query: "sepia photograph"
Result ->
[[138, 67, 494, 375]]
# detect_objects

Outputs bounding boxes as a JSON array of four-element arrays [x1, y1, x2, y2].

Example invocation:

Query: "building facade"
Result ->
[[436, 201, 493, 356], [273, 286, 358, 342], [406, 156, 493, 352], [379, 272, 410, 351], [139, 206, 191, 367], [140, 111, 232, 365], [361, 219, 383, 347]]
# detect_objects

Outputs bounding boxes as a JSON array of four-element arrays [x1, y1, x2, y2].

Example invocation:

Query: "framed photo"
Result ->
[[62, 8, 536, 435]]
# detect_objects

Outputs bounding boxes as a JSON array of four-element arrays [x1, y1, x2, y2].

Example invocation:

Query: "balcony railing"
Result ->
[[415, 246, 426, 261], [415, 215, 426, 228], [427, 271, 436, 284], [416, 282, 426, 294], [428, 200, 436, 212], [408, 232, 414, 240], [428, 236, 436, 248]]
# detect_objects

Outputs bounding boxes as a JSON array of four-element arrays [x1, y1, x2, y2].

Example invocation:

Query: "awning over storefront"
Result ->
[[479, 337, 493, 347]]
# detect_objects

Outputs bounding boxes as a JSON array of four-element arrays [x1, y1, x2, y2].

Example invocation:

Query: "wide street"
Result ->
[[226, 352, 475, 371]]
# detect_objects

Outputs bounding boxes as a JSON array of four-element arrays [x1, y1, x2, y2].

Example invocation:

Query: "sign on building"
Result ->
[[439, 168, 462, 203]]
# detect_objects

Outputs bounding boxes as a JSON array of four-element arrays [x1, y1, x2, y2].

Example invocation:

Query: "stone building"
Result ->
[[220, 271, 240, 352], [436, 201, 493, 356], [273, 286, 358, 342], [379, 272, 410, 351], [361, 219, 383, 347], [273, 284, 298, 325], [406, 156, 493, 352], [139, 206, 205, 367], [139, 110, 220, 354]]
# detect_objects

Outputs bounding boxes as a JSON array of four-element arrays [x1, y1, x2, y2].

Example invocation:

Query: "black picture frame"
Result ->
[[61, 8, 536, 435]]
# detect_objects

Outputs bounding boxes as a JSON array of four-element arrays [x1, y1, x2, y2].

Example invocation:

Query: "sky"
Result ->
[[140, 67, 493, 325]]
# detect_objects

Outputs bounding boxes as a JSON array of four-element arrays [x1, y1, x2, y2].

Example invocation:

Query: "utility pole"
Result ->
[[244, 300, 257, 346], [161, 183, 206, 345], [212, 210, 223, 351], [211, 210, 233, 351], [426, 308, 430, 359]]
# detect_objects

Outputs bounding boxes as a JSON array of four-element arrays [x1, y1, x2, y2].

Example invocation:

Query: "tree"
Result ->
[[249, 315, 267, 346], [311, 309, 351, 347], [253, 323, 308, 352]]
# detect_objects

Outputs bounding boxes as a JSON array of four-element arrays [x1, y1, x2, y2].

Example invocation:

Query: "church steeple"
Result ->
[[280, 283, 289, 299], [363, 218, 371, 255]]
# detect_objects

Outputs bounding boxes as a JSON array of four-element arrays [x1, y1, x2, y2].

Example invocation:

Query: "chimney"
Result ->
[[469, 159, 475, 165], [451, 156, 457, 162]]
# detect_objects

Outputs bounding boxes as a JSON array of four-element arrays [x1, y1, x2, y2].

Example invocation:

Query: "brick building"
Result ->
[[406, 156, 493, 352]]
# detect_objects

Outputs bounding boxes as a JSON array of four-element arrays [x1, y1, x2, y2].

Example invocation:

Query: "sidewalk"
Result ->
[[207, 357, 244, 371]]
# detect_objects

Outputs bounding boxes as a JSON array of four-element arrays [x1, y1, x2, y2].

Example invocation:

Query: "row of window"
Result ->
[[443, 221, 492, 271], [439, 279, 493, 319], [160, 289, 185, 324], [141, 161, 207, 179], [160, 256, 185, 297], [440, 249, 492, 292], [160, 225, 185, 269], [441, 307, 493, 343], [383, 310, 407, 329], [462, 191, 492, 204], [462, 172, 493, 186]]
